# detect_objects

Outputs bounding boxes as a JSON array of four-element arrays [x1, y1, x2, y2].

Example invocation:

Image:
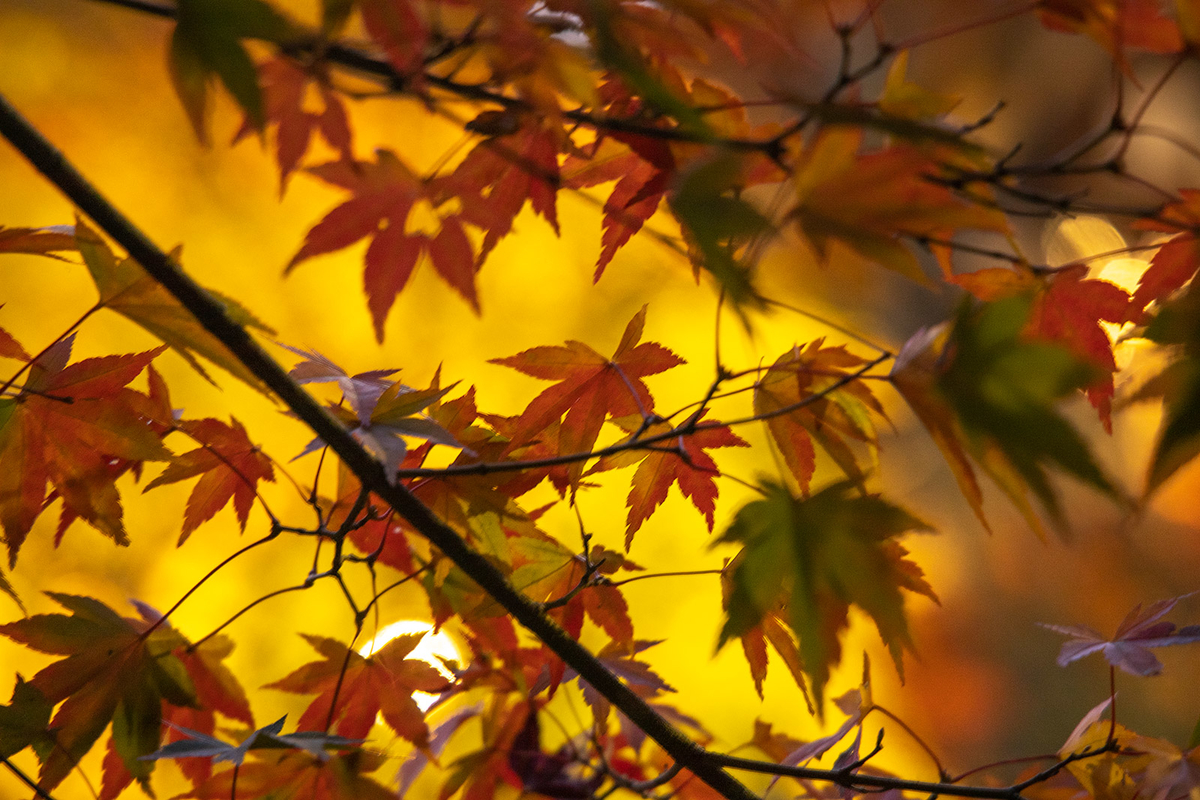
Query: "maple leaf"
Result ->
[[1130, 234, 1200, 317], [720, 551, 813, 706], [715, 480, 936, 711], [1040, 595, 1200, 676], [76, 219, 275, 393], [1038, 0, 1182, 66], [265, 633, 449, 744], [754, 340, 886, 496], [294, 370, 461, 483], [437, 120, 561, 267], [589, 413, 748, 548], [145, 417, 275, 544], [169, 0, 300, 143], [1026, 265, 1130, 431], [789, 128, 1008, 283], [233, 55, 354, 192], [95, 609, 255, 799], [288, 150, 480, 338], [0, 335, 171, 565], [0, 314, 29, 362], [281, 343, 397, 424], [0, 594, 197, 792], [0, 678, 52, 759], [490, 305, 685, 489], [895, 297, 1126, 536], [182, 748, 394, 800], [562, 130, 673, 280], [360, 0, 431, 80], [939, 295, 1126, 533], [143, 715, 362, 768], [0, 224, 77, 260]]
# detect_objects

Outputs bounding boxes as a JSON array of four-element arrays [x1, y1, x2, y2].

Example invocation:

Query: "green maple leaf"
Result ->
[[939, 295, 1126, 533], [169, 0, 300, 144], [0, 678, 53, 760], [715, 480, 936, 712], [0, 594, 197, 793], [76, 219, 274, 394]]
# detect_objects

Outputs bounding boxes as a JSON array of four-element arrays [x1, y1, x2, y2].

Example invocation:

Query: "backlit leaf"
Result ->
[[265, 633, 448, 745], [715, 480, 935, 711], [490, 305, 685, 490], [0, 594, 196, 792], [0, 335, 171, 564], [76, 219, 274, 393], [170, 0, 299, 143], [754, 340, 885, 495], [144, 417, 275, 545]]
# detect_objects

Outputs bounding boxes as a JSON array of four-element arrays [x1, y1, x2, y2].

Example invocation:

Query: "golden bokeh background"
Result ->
[[3, 2, 1200, 798]]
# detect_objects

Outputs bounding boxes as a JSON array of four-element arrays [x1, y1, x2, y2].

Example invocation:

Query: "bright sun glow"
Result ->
[[358, 620, 461, 711]]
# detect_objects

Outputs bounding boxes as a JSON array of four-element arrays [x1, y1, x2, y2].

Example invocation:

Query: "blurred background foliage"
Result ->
[[2, 1, 1200, 797]]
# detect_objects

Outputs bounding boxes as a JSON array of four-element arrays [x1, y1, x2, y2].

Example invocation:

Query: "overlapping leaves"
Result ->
[[490, 305, 684, 490], [0, 334, 170, 564], [0, 595, 197, 792], [892, 296, 1124, 536], [754, 340, 885, 495]]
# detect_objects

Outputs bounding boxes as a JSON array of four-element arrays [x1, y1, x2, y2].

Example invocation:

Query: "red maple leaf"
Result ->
[[265, 633, 449, 744], [144, 417, 275, 545], [1130, 234, 1200, 316], [288, 150, 479, 339], [0, 336, 171, 564], [589, 414, 748, 548], [1026, 264, 1130, 431], [438, 121, 561, 266], [563, 134, 673, 280], [233, 56, 353, 192], [489, 305, 684, 489], [360, 0, 430, 80]]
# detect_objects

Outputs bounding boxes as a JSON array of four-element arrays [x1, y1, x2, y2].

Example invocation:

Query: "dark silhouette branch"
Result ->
[[0, 90, 761, 800]]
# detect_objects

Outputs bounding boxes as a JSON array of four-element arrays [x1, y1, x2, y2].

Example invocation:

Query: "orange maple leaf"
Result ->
[[589, 413, 748, 548], [266, 633, 449, 745], [1038, 0, 1182, 66], [437, 120, 561, 266], [233, 56, 353, 192], [790, 128, 1008, 283], [490, 305, 684, 489], [753, 340, 885, 495], [145, 417, 275, 544], [0, 336, 171, 564], [288, 150, 478, 338]]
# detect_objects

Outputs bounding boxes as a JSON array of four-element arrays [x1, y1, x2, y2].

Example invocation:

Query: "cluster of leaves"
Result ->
[[4, 1, 1200, 800]]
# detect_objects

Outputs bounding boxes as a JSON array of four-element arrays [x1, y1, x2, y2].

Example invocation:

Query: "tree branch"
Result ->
[[0, 90, 762, 800]]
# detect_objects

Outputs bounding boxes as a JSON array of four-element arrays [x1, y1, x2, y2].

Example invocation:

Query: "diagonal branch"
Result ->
[[0, 90, 760, 800]]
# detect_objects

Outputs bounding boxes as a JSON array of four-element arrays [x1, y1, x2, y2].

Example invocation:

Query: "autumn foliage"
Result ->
[[5, 1, 1200, 800]]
